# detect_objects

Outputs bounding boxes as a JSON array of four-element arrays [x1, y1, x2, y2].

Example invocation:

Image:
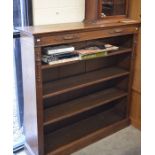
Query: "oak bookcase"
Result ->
[[18, 20, 140, 155]]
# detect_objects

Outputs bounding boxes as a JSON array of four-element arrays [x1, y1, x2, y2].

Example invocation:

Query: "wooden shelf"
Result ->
[[44, 88, 127, 126], [45, 109, 127, 154], [43, 67, 129, 99], [107, 48, 132, 56], [41, 48, 132, 70]]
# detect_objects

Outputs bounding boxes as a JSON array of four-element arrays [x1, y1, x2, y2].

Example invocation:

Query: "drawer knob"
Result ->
[[109, 29, 124, 34], [63, 35, 79, 40], [114, 29, 123, 33], [136, 28, 139, 31]]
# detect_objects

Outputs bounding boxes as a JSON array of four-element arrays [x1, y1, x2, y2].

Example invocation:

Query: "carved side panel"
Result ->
[[35, 47, 44, 155], [35, 48, 42, 84]]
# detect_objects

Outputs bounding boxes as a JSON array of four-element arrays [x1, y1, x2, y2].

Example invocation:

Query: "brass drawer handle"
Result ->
[[63, 35, 79, 40], [109, 29, 124, 34], [114, 29, 124, 33]]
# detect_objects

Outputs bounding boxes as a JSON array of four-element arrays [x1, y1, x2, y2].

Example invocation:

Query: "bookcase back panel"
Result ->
[[41, 34, 133, 58], [86, 53, 131, 72], [44, 97, 127, 143], [42, 52, 131, 84], [117, 53, 131, 70], [70, 34, 133, 49], [44, 81, 114, 108], [42, 61, 85, 83], [43, 76, 128, 109], [44, 97, 127, 134]]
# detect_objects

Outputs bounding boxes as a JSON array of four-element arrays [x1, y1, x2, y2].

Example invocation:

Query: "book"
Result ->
[[85, 46, 104, 51], [42, 52, 79, 63], [44, 45, 75, 55], [46, 57, 80, 65], [78, 51, 108, 60], [104, 44, 119, 51], [76, 49, 107, 56], [42, 44, 119, 63], [76, 43, 119, 60], [76, 45, 108, 60], [76, 44, 119, 56]]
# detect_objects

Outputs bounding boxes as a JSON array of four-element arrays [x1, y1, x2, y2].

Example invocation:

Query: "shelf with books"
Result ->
[[41, 47, 132, 70]]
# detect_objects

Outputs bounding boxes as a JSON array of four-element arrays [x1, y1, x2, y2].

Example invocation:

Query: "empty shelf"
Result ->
[[45, 109, 127, 154], [43, 67, 129, 99], [44, 88, 128, 126]]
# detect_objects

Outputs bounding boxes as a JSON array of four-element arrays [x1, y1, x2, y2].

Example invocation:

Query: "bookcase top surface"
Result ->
[[17, 18, 140, 36]]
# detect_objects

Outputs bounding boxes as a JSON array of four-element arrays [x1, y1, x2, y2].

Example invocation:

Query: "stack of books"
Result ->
[[42, 44, 119, 65], [42, 45, 79, 65], [76, 44, 119, 60]]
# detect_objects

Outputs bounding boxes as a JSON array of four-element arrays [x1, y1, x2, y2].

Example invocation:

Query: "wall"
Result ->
[[32, 0, 85, 25]]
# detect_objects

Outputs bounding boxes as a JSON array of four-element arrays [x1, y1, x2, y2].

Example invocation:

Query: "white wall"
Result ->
[[32, 0, 85, 25]]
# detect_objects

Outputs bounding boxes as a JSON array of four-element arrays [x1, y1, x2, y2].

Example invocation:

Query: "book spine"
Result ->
[[42, 56, 58, 63], [48, 57, 80, 65], [80, 52, 108, 60], [53, 53, 78, 58], [45, 47, 75, 55]]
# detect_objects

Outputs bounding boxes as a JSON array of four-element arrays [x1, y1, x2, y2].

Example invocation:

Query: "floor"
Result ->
[[72, 126, 141, 155], [15, 126, 141, 155]]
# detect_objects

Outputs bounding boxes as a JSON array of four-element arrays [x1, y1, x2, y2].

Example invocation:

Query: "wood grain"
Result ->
[[45, 108, 129, 155], [43, 67, 129, 98], [17, 19, 140, 36], [18, 15, 140, 154], [44, 88, 128, 126], [20, 34, 44, 155], [129, 0, 141, 129], [130, 91, 141, 129]]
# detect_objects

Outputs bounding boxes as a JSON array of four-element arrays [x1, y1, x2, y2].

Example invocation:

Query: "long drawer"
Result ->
[[34, 26, 139, 46]]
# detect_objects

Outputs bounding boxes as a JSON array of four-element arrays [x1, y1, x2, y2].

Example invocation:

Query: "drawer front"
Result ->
[[35, 26, 139, 47]]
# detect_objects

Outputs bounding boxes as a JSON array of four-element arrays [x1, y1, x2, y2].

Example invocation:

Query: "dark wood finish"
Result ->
[[129, 0, 141, 21], [45, 119, 129, 155], [43, 77, 128, 109], [34, 26, 138, 47], [129, 0, 141, 129], [42, 48, 132, 70], [125, 33, 137, 119], [42, 61, 85, 83], [44, 88, 128, 126], [20, 34, 44, 155], [43, 67, 129, 99], [35, 47, 44, 154], [85, 0, 129, 21], [18, 19, 140, 155], [85, 0, 99, 23], [18, 20, 139, 36], [45, 107, 129, 155], [130, 91, 141, 129], [98, 0, 128, 17]]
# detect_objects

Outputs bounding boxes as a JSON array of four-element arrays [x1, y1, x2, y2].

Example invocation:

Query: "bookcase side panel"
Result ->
[[20, 33, 42, 155], [35, 47, 44, 155], [126, 34, 137, 118]]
